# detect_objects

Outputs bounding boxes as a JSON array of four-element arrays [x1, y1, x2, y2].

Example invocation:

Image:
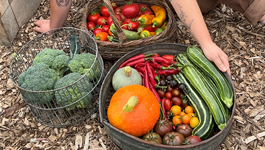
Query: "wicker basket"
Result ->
[[82, 0, 178, 60]]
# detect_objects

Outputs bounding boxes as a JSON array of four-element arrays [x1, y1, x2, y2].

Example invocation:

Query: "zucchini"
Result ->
[[182, 65, 226, 130], [177, 53, 231, 121], [186, 46, 233, 108], [110, 24, 140, 41], [173, 73, 213, 140]]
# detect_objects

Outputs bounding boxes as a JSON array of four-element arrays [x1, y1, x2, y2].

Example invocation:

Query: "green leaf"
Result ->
[[70, 34, 81, 59]]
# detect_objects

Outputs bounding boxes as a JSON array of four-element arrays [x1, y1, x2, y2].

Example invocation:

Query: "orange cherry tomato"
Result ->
[[170, 105, 182, 116], [185, 106, 194, 114], [179, 111, 186, 116], [187, 112, 195, 118], [190, 117, 199, 128], [182, 114, 191, 125], [172, 115, 182, 126]]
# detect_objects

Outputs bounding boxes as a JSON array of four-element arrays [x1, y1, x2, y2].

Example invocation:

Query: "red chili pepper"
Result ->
[[150, 65, 160, 84], [162, 55, 175, 61], [134, 62, 146, 68], [146, 62, 166, 89], [134, 65, 145, 76], [119, 53, 157, 68], [149, 60, 175, 70], [170, 60, 183, 67], [161, 98, 168, 120], [157, 68, 181, 76], [152, 56, 172, 65], [148, 82, 162, 103], [144, 25, 158, 32], [144, 65, 150, 90], [126, 57, 153, 67]]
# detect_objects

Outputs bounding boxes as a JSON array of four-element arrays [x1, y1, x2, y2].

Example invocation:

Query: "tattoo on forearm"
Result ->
[[56, 0, 70, 7], [175, 2, 194, 30]]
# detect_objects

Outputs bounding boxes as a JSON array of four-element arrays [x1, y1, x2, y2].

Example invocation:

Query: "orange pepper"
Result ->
[[138, 14, 155, 26], [95, 32, 108, 41], [151, 5, 166, 27], [150, 32, 156, 36]]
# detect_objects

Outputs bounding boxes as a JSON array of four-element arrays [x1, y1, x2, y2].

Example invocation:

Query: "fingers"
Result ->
[[33, 27, 43, 33], [220, 55, 231, 76], [33, 20, 41, 26], [214, 55, 227, 72]]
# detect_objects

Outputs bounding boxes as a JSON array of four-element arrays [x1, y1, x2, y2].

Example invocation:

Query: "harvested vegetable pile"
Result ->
[[0, 0, 264, 149]]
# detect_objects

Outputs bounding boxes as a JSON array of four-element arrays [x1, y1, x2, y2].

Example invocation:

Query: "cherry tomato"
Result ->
[[111, 2, 117, 10], [172, 89, 181, 97], [172, 97, 182, 106], [101, 25, 110, 33], [182, 114, 191, 125], [157, 89, 165, 98], [100, 6, 110, 17], [107, 14, 121, 25], [87, 22, 95, 30], [165, 92, 172, 100], [164, 99, 171, 111], [185, 106, 194, 114], [190, 117, 199, 128], [97, 16, 108, 26], [88, 12, 100, 23], [167, 85, 173, 92], [179, 111, 186, 116], [172, 115, 182, 126], [170, 105, 181, 116], [93, 28, 103, 35], [181, 99, 189, 108], [187, 112, 195, 118]]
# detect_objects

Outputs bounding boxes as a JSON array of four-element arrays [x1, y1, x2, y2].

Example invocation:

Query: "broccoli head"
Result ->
[[18, 63, 57, 104], [33, 48, 70, 79], [68, 53, 101, 81], [54, 73, 94, 110]]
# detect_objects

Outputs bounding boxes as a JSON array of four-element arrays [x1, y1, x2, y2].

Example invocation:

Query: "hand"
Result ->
[[33, 19, 51, 34], [201, 42, 231, 76]]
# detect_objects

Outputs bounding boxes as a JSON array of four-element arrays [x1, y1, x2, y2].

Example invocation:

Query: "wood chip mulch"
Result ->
[[0, 0, 264, 149]]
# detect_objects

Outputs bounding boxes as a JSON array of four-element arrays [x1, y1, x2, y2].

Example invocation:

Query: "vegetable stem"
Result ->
[[123, 96, 139, 113]]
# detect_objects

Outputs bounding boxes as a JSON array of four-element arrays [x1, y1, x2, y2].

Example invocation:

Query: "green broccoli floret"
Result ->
[[54, 73, 94, 110], [68, 53, 101, 81], [33, 48, 70, 79], [18, 63, 57, 104]]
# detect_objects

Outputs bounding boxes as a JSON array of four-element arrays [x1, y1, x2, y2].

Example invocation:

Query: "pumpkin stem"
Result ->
[[124, 66, 132, 77], [123, 96, 139, 113]]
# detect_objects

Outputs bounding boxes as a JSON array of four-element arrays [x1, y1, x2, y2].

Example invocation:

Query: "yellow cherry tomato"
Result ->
[[190, 117, 199, 128], [170, 105, 182, 116]]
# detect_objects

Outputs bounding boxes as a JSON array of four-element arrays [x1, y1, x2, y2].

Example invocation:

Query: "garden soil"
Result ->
[[0, 0, 264, 149]]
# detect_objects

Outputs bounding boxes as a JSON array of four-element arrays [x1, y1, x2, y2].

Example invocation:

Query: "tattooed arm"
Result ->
[[33, 0, 72, 33], [170, 0, 231, 75]]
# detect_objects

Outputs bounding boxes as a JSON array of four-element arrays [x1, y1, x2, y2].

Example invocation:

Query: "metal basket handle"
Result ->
[[102, 0, 127, 43]]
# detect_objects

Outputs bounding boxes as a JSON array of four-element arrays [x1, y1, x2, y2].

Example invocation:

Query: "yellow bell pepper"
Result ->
[[151, 5, 166, 28], [140, 30, 151, 38], [138, 14, 155, 26]]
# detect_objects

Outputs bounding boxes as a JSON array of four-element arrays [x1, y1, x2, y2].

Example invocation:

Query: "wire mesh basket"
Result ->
[[9, 27, 105, 127]]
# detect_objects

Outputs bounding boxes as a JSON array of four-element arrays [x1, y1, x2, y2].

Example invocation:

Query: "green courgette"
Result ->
[[177, 53, 231, 121], [174, 73, 213, 140], [110, 24, 141, 41], [182, 65, 226, 130], [186, 46, 233, 108]]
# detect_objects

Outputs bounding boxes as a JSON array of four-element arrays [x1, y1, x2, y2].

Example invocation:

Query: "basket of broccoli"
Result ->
[[9, 27, 105, 127]]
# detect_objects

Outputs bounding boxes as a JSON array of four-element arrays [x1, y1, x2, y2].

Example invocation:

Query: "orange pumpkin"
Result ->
[[107, 85, 160, 137]]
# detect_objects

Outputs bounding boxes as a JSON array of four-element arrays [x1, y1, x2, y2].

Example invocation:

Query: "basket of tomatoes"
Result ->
[[99, 43, 236, 150], [82, 0, 177, 60]]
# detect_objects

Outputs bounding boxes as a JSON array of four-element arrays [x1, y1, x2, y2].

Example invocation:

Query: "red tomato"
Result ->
[[122, 2, 140, 18], [142, 10, 154, 15], [88, 12, 100, 23], [86, 22, 95, 31], [93, 28, 103, 35], [162, 55, 175, 61], [124, 18, 132, 23], [164, 99, 171, 111], [165, 92, 172, 100], [102, 25, 110, 33], [128, 21, 139, 31], [97, 16, 108, 26], [121, 22, 129, 30], [172, 97, 182, 106], [111, 2, 117, 10], [107, 14, 121, 25], [139, 4, 151, 11], [100, 6, 110, 17], [115, 6, 127, 21]]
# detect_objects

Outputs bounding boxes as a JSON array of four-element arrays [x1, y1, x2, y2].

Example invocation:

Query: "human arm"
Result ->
[[169, 0, 231, 75], [33, 0, 72, 33]]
